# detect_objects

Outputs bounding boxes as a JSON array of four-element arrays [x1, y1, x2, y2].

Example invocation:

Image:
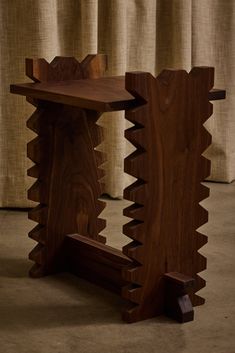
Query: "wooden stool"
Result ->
[[10, 54, 225, 323]]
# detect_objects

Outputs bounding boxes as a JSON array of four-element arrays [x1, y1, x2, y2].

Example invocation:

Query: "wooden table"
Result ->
[[10, 54, 225, 323]]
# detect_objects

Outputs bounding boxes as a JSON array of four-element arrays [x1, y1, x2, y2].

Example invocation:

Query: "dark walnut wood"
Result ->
[[65, 234, 132, 293], [164, 272, 195, 323], [122, 68, 214, 323], [25, 55, 107, 277], [10, 77, 225, 112], [10, 77, 136, 112]]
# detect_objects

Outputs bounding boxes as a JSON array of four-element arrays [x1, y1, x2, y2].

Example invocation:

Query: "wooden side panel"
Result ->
[[26, 55, 107, 277], [122, 68, 214, 322]]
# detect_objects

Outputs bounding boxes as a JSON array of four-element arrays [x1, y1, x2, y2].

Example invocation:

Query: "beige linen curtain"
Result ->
[[0, 0, 234, 207]]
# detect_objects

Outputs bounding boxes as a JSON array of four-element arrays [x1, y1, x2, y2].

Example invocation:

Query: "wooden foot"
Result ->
[[164, 272, 195, 323]]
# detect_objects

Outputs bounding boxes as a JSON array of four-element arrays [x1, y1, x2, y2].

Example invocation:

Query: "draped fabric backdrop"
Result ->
[[0, 0, 234, 207]]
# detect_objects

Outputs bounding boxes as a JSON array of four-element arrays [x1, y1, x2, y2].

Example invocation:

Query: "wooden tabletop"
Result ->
[[10, 76, 225, 112]]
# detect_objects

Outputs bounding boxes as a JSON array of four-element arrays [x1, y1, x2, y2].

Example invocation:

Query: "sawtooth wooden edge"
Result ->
[[27, 55, 107, 277], [122, 67, 213, 323]]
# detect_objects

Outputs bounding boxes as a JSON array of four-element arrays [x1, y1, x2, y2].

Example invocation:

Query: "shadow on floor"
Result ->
[[0, 257, 179, 332], [0, 257, 30, 278]]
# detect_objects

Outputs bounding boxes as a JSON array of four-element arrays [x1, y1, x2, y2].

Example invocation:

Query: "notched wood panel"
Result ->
[[26, 55, 107, 277], [122, 67, 214, 322]]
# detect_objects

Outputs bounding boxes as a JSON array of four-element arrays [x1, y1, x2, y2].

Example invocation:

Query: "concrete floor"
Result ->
[[0, 182, 235, 353]]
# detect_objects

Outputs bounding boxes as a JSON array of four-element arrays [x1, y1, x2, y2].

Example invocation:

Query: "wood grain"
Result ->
[[10, 78, 225, 113], [65, 234, 132, 293], [25, 55, 107, 277], [122, 68, 214, 322], [164, 272, 195, 323]]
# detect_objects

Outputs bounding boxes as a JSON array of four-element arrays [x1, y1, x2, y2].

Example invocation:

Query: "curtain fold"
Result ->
[[191, 0, 235, 182], [0, 0, 234, 207]]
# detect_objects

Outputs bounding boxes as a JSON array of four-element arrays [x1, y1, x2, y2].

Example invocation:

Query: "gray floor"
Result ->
[[0, 182, 235, 353]]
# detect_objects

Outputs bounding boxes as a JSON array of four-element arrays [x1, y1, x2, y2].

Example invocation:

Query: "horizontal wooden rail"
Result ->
[[64, 234, 132, 293]]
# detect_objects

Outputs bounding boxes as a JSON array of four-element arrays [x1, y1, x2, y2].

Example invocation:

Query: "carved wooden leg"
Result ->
[[122, 68, 214, 322], [25, 54, 107, 277], [27, 103, 106, 277]]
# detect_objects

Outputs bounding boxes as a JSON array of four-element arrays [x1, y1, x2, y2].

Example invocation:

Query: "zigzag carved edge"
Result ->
[[25, 54, 107, 82], [122, 104, 148, 322], [191, 66, 214, 305], [91, 114, 107, 243], [27, 106, 48, 277], [82, 108, 107, 243], [122, 68, 214, 321], [26, 55, 108, 276]]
